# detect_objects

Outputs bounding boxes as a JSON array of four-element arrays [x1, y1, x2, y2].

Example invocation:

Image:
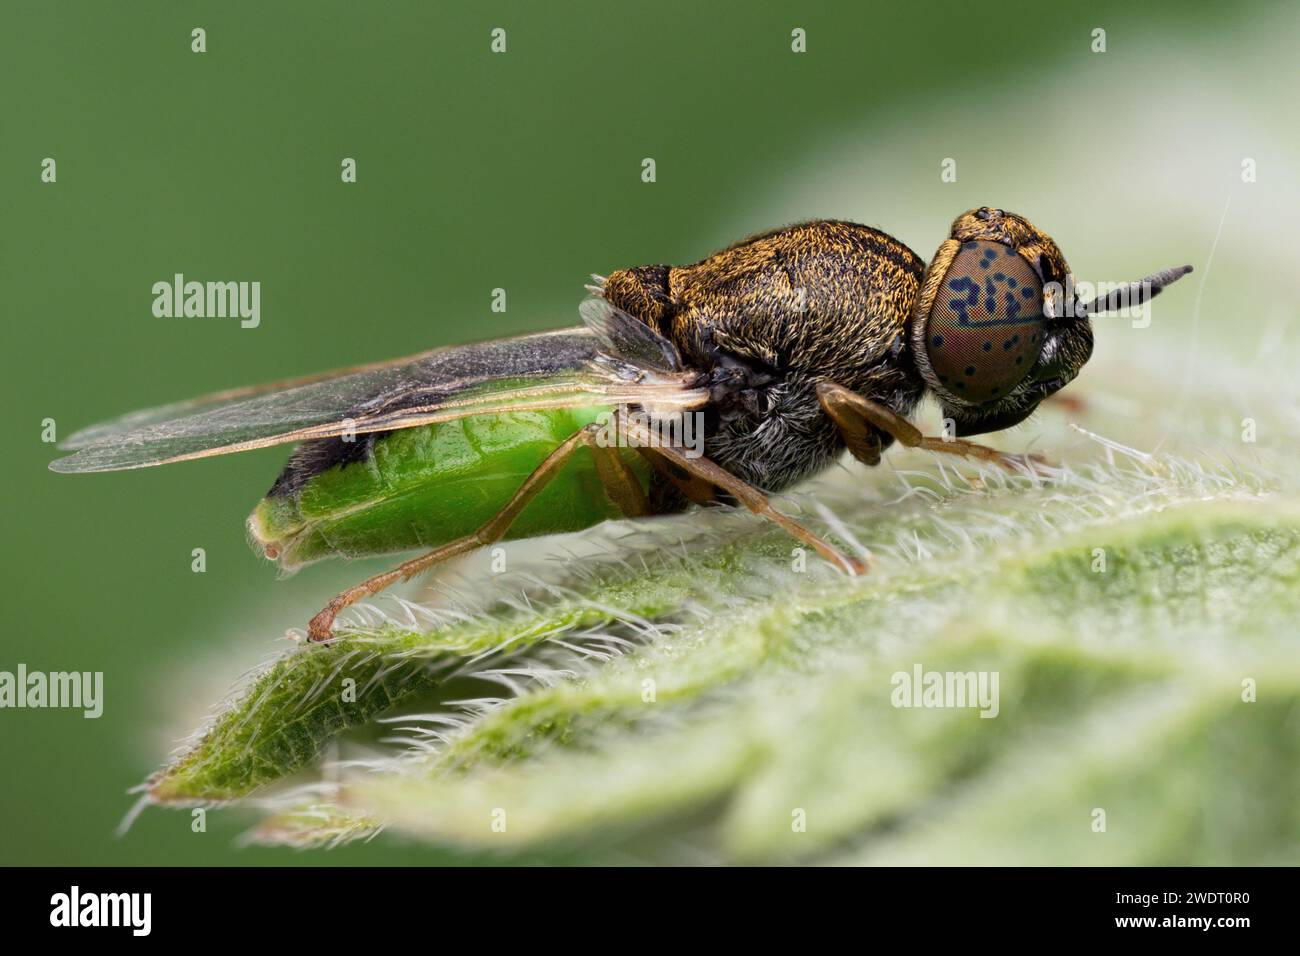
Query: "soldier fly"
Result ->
[[50, 208, 1192, 641]]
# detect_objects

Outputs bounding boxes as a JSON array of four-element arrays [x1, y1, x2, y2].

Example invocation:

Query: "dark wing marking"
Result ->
[[50, 312, 705, 474]]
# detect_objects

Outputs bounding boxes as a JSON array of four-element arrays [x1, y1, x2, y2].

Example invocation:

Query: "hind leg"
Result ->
[[306, 423, 647, 641]]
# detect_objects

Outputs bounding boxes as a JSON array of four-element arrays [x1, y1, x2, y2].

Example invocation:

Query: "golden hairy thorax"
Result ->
[[601, 220, 931, 494], [603, 220, 926, 390]]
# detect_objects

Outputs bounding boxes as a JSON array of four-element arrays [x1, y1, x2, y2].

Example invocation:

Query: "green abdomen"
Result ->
[[249, 407, 647, 569]]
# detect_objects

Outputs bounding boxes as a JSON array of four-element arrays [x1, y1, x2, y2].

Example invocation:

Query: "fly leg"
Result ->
[[306, 423, 647, 642], [816, 382, 1047, 472], [620, 419, 867, 576]]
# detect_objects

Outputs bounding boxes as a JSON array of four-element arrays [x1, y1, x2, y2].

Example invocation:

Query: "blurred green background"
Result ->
[[1, 0, 1295, 864]]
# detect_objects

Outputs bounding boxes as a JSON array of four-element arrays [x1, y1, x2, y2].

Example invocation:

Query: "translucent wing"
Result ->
[[578, 297, 683, 372], [50, 302, 706, 474], [56, 350, 451, 450]]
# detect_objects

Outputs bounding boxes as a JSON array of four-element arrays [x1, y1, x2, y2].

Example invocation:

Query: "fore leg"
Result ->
[[620, 419, 867, 575], [816, 382, 1046, 472], [306, 423, 647, 642], [1044, 391, 1088, 416]]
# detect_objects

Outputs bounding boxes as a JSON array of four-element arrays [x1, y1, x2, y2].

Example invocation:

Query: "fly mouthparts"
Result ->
[[1078, 264, 1193, 317]]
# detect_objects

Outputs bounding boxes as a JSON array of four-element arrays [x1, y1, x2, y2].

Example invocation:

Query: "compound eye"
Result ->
[[975, 207, 1003, 221], [924, 240, 1045, 403]]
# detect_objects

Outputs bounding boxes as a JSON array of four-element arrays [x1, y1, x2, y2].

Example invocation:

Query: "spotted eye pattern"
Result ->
[[924, 240, 1044, 402]]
